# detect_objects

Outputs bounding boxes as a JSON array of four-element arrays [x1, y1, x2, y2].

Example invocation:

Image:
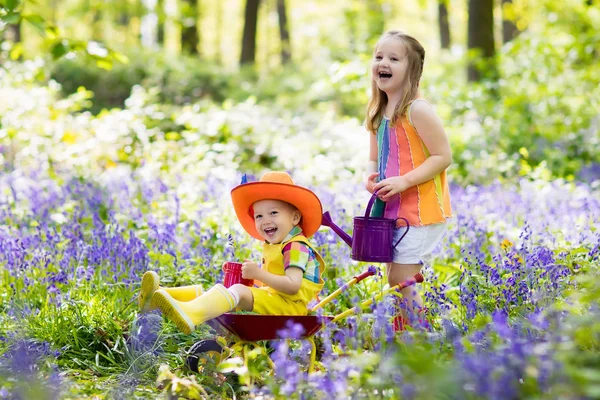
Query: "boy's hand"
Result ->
[[241, 261, 261, 280], [366, 172, 378, 193]]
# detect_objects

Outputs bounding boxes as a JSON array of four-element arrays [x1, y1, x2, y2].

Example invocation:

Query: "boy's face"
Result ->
[[252, 199, 301, 244]]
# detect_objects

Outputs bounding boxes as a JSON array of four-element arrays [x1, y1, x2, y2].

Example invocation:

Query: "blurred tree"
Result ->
[[91, 3, 104, 41], [119, 0, 131, 27], [240, 0, 260, 65], [501, 0, 520, 43], [1, 0, 127, 68], [467, 0, 496, 82], [181, 0, 199, 55], [157, 0, 165, 44], [276, 0, 290, 64], [0, 20, 21, 62], [215, 0, 222, 64], [344, 1, 359, 53], [6, 20, 21, 42], [438, 0, 450, 49], [0, 0, 21, 46], [141, 0, 159, 49], [365, 0, 384, 48]]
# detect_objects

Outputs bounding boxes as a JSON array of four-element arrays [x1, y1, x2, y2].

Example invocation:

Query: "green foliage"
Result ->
[[46, 1, 600, 183], [1, 1, 127, 70], [446, 4, 600, 183], [51, 54, 148, 112]]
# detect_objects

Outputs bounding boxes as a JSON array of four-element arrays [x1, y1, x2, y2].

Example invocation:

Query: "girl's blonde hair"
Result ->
[[365, 30, 425, 134]]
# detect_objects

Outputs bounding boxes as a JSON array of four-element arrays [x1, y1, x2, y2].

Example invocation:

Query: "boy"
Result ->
[[141, 171, 326, 334]]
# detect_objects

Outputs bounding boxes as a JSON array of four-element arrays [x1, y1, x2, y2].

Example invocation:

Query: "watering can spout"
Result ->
[[321, 211, 353, 248]]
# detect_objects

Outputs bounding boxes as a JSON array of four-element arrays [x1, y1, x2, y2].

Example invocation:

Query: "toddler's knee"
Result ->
[[230, 284, 252, 299]]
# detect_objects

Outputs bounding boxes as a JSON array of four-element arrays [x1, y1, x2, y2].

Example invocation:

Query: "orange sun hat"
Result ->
[[231, 171, 323, 240]]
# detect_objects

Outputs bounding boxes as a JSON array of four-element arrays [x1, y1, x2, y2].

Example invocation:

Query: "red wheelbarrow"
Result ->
[[186, 270, 424, 373]]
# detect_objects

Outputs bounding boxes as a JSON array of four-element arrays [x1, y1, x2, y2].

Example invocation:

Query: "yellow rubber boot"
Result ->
[[164, 285, 204, 301], [139, 272, 204, 312], [138, 271, 160, 313], [151, 284, 236, 334]]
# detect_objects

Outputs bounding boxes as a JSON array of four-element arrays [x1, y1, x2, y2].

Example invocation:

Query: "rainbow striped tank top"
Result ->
[[376, 103, 452, 227]]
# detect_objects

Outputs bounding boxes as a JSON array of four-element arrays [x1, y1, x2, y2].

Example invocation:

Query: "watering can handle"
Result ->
[[363, 191, 380, 221], [393, 217, 410, 248]]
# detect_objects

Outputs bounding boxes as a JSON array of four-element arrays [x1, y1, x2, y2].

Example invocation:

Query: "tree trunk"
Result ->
[[157, 0, 165, 45], [49, 0, 59, 23], [181, 0, 199, 54], [501, 0, 520, 43], [7, 22, 21, 43], [119, 0, 130, 26], [344, 3, 358, 53], [240, 0, 260, 65], [92, 9, 104, 41], [215, 0, 222, 64], [438, 0, 451, 49], [467, 0, 496, 82], [141, 0, 159, 49], [276, 0, 291, 64]]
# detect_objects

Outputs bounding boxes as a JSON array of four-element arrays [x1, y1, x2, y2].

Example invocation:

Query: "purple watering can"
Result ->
[[321, 192, 409, 263]]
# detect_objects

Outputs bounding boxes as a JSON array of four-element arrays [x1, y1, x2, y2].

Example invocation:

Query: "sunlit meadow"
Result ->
[[1, 61, 600, 399]]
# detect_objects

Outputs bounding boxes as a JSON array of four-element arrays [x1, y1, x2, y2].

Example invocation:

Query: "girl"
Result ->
[[365, 30, 452, 331]]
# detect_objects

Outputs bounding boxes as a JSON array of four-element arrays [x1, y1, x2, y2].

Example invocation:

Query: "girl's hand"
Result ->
[[241, 261, 261, 280], [366, 172, 379, 193], [373, 176, 410, 201]]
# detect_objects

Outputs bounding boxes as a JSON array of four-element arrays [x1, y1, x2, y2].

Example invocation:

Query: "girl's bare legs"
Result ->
[[387, 262, 423, 321]]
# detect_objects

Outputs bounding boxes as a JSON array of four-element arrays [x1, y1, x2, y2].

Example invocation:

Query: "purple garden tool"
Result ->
[[321, 192, 409, 263]]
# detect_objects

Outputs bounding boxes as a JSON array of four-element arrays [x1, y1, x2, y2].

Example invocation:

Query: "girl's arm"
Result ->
[[403, 100, 452, 185], [374, 101, 451, 200], [241, 261, 303, 295], [366, 131, 379, 193]]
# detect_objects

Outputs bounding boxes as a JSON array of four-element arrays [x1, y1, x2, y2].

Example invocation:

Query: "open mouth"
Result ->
[[379, 72, 392, 79], [264, 227, 278, 236]]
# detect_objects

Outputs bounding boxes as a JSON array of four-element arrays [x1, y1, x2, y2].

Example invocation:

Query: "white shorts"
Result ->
[[392, 222, 447, 264]]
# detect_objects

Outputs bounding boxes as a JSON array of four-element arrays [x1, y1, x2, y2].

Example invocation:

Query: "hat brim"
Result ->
[[231, 182, 323, 241]]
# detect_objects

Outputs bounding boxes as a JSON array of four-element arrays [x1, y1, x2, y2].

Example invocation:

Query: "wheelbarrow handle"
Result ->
[[353, 267, 377, 283], [331, 273, 424, 324], [310, 266, 378, 313]]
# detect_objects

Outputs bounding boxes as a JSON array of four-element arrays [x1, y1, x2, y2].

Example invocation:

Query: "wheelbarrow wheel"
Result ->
[[186, 339, 223, 373]]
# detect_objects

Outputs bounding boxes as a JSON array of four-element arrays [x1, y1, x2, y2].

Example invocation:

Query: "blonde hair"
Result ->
[[365, 30, 425, 134]]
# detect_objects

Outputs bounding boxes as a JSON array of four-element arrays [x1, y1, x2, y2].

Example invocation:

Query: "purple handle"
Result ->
[[393, 217, 410, 248], [363, 191, 380, 224]]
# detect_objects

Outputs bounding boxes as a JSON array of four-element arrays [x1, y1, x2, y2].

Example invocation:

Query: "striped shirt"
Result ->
[[281, 226, 320, 283], [377, 100, 452, 227]]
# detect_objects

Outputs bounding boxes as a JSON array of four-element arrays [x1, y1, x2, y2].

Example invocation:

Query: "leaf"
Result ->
[[50, 40, 69, 59], [3, 12, 21, 24], [23, 14, 46, 35], [4, 0, 21, 11], [570, 247, 590, 255], [45, 24, 59, 39], [9, 42, 22, 60], [95, 58, 113, 71], [110, 51, 129, 65]]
